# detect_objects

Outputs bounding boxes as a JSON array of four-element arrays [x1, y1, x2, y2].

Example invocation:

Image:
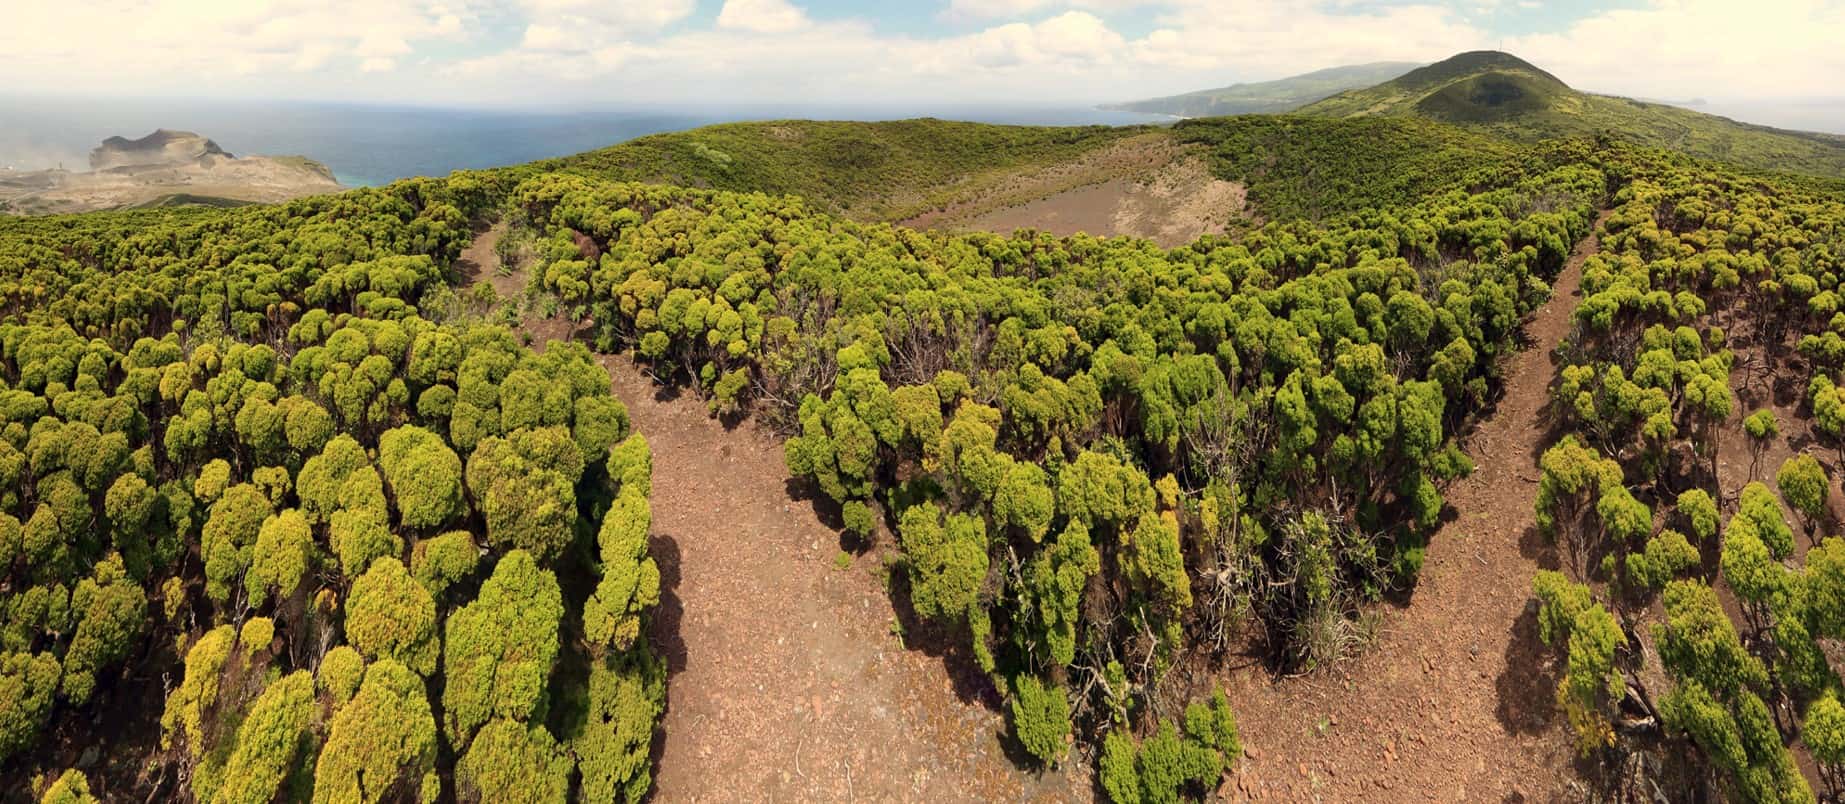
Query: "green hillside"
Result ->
[[529, 113, 1528, 229], [526, 118, 1148, 221], [1101, 62, 1419, 118], [1301, 50, 1845, 178], [1173, 115, 1520, 222]]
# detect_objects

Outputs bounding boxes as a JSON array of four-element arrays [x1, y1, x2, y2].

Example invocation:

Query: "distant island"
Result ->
[[0, 129, 340, 215], [1101, 62, 1420, 117]]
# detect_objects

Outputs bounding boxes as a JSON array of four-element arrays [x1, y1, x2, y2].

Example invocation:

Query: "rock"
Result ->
[[90, 129, 230, 170], [76, 745, 99, 769]]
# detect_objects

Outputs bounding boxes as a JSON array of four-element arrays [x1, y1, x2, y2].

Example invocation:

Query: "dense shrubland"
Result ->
[[1173, 115, 1521, 223], [11, 106, 1842, 801], [0, 177, 665, 801], [502, 129, 1605, 783], [1530, 145, 1845, 800]]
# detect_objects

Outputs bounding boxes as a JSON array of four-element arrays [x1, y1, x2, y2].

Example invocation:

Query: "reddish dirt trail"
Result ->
[[483, 225, 1074, 801], [1216, 214, 1611, 802], [600, 356, 1080, 802]]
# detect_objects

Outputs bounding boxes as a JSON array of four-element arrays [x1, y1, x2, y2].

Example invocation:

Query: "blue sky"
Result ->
[[2, 1, 1837, 108]]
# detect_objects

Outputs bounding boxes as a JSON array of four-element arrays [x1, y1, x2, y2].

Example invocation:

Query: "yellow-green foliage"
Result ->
[[200, 484, 273, 603], [897, 504, 989, 628], [456, 719, 572, 804], [247, 509, 315, 603], [377, 425, 465, 530], [1806, 694, 1845, 769], [346, 558, 440, 676], [410, 531, 480, 597], [1776, 453, 1829, 530], [584, 486, 659, 654], [1009, 674, 1071, 765], [60, 553, 147, 704], [1097, 702, 1237, 804], [194, 460, 231, 504], [312, 659, 438, 804], [210, 671, 316, 804], [239, 618, 275, 658], [464, 427, 584, 561], [605, 433, 652, 498], [0, 651, 60, 763], [296, 435, 374, 524], [318, 646, 365, 707], [559, 650, 666, 803], [1626, 529, 1699, 589], [39, 769, 96, 804], [441, 551, 562, 748], [161, 625, 236, 752]]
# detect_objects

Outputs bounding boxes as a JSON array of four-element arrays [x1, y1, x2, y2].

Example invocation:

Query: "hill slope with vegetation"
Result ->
[[1100, 62, 1419, 118], [1172, 115, 1523, 222], [527, 118, 1149, 222], [1301, 50, 1845, 179]]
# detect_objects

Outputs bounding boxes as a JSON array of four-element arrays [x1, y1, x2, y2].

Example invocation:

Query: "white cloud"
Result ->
[[0, 0, 1838, 111], [515, 0, 697, 33], [520, 24, 575, 51], [1504, 0, 1845, 100], [943, 0, 1160, 22], [0, 0, 473, 92], [947, 11, 1124, 69], [716, 0, 812, 34], [1120, 1, 1488, 80]]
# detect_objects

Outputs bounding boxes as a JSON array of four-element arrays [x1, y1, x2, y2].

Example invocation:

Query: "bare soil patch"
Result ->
[[901, 134, 1247, 247], [455, 219, 525, 303]]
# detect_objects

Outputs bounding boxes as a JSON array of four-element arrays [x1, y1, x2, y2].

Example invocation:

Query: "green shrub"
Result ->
[[1009, 675, 1071, 765], [442, 551, 562, 749], [1626, 529, 1699, 589], [346, 558, 440, 677], [312, 659, 438, 804]]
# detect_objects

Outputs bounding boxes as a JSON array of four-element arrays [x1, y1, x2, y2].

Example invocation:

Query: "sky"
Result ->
[[4, 0, 1842, 109]]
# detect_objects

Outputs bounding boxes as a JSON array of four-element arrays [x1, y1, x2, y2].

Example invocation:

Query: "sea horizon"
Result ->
[[0, 96, 1171, 188]]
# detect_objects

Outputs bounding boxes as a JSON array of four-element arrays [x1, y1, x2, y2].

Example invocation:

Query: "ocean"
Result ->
[[0, 96, 1168, 188]]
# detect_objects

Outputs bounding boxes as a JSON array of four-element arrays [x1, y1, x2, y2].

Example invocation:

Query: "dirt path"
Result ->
[[490, 221, 1072, 800], [601, 357, 1078, 802], [1214, 213, 1612, 802], [456, 219, 523, 301]]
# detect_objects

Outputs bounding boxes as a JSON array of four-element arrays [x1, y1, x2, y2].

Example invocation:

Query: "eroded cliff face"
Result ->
[[2, 130, 340, 215], [89, 129, 231, 170]]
